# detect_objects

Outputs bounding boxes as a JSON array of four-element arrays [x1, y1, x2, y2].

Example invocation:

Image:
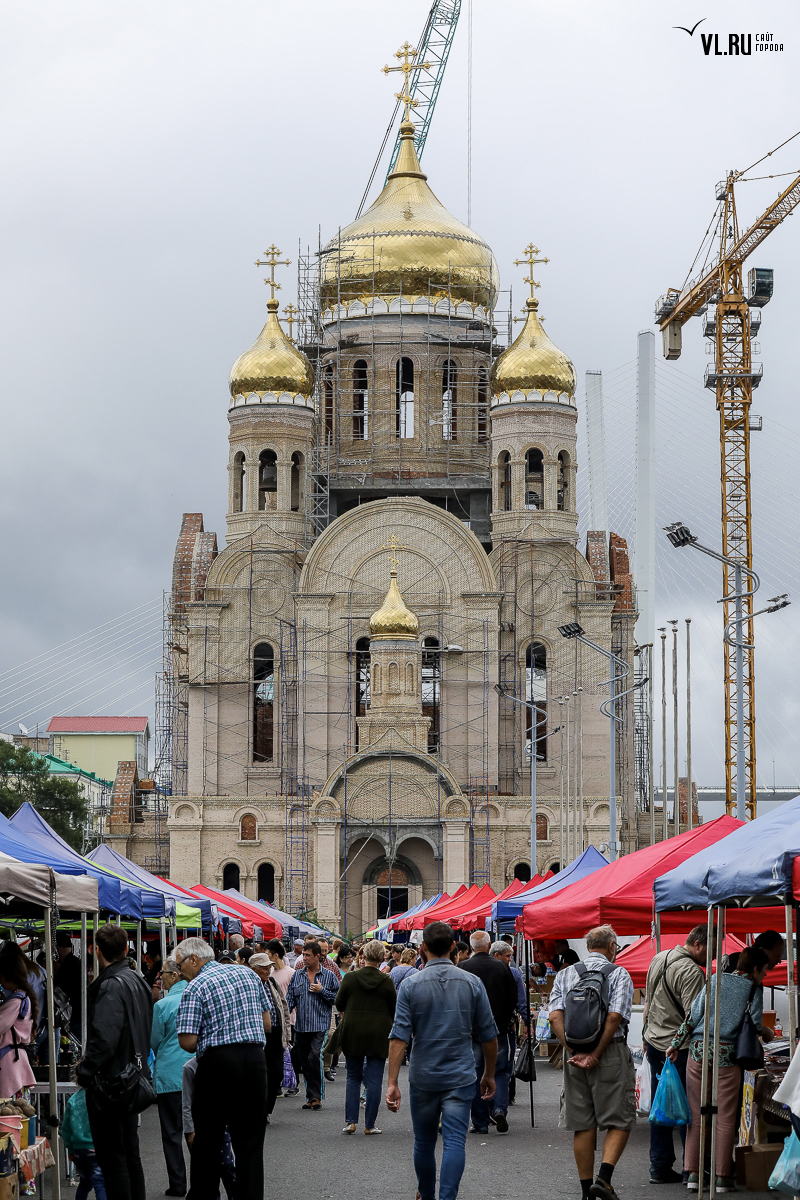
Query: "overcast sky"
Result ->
[[1, 1, 799, 795]]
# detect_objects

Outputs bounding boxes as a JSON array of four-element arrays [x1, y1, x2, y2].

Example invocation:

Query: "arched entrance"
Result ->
[[375, 864, 409, 920]]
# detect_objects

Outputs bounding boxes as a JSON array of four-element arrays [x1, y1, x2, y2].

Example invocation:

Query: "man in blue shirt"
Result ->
[[286, 940, 339, 1110], [386, 922, 498, 1200]]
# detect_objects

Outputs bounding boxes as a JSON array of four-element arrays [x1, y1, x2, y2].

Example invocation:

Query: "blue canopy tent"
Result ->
[[87, 843, 214, 929], [6, 804, 147, 919], [491, 846, 608, 930], [375, 894, 444, 939]]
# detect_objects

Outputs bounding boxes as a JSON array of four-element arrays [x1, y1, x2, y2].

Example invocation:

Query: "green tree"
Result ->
[[0, 741, 88, 850]]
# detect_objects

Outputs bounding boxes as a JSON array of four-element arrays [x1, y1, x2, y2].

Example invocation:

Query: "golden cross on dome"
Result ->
[[382, 42, 431, 123], [514, 244, 549, 302], [381, 533, 406, 575], [282, 303, 298, 342], [255, 245, 291, 300]]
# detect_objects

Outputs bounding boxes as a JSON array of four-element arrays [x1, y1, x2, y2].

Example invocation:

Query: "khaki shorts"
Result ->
[[559, 1041, 637, 1132]]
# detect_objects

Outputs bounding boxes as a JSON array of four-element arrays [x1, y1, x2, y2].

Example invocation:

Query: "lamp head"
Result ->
[[558, 622, 584, 639], [664, 522, 695, 548], [493, 683, 506, 697]]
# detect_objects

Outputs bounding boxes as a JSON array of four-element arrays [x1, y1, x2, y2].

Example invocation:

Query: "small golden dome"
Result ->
[[319, 121, 498, 312], [229, 299, 315, 399], [369, 567, 420, 640], [490, 297, 576, 400]]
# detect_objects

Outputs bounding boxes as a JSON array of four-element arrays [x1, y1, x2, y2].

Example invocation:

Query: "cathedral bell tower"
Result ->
[[490, 246, 578, 544], [356, 540, 430, 754], [226, 246, 316, 543]]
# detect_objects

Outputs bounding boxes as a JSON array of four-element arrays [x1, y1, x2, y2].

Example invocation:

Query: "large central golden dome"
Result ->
[[318, 120, 498, 313]]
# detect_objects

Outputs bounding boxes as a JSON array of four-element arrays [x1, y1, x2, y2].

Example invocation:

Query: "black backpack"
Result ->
[[563, 961, 616, 1051]]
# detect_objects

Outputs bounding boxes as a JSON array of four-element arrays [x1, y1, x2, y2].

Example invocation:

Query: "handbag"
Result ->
[[513, 1039, 537, 1083], [92, 981, 154, 1115], [735, 982, 764, 1071]]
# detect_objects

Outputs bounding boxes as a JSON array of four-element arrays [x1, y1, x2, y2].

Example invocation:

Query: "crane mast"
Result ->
[[656, 165, 800, 819]]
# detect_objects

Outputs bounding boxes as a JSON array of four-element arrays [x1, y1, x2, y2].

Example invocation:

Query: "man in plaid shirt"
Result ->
[[176, 938, 271, 1200], [286, 940, 338, 1109]]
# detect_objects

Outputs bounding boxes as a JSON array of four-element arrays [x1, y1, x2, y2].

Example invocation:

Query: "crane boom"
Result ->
[[656, 163, 800, 820]]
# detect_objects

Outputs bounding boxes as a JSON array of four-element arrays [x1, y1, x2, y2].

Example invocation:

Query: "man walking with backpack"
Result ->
[[549, 926, 635, 1200], [643, 926, 707, 1184]]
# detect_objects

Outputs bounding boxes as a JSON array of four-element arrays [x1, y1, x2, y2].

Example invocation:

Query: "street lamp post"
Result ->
[[558, 622, 636, 862], [664, 522, 790, 820], [495, 682, 539, 875]]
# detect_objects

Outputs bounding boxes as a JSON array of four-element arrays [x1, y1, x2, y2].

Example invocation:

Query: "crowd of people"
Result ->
[[0, 917, 785, 1200]]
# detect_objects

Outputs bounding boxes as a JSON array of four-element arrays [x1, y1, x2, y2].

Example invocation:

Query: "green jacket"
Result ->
[[333, 967, 396, 1060], [61, 1089, 93, 1152]]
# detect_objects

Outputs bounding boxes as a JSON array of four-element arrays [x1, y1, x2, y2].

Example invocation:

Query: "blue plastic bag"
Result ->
[[648, 1057, 691, 1127], [769, 1132, 800, 1196]]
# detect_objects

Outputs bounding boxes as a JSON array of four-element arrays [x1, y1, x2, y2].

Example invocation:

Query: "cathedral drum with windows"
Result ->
[[110, 53, 637, 934]]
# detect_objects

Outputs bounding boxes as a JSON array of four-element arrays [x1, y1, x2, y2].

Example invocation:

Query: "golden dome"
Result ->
[[491, 297, 576, 399], [318, 121, 498, 312], [229, 299, 315, 399], [369, 567, 419, 640]]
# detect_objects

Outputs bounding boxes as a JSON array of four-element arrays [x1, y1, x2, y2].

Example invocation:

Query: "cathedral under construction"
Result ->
[[109, 55, 638, 935]]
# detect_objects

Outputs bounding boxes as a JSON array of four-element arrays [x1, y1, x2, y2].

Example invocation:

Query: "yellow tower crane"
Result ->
[[656, 148, 800, 818]]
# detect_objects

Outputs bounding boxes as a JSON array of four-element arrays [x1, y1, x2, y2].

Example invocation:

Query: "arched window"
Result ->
[[354, 637, 370, 751], [396, 358, 414, 439], [422, 637, 440, 754], [526, 448, 544, 510], [405, 661, 415, 694], [222, 862, 240, 891], [372, 661, 381, 694], [353, 360, 368, 440], [477, 368, 489, 444], [233, 452, 245, 513], [257, 863, 275, 903], [499, 452, 512, 511], [258, 450, 277, 511], [442, 360, 457, 442], [253, 642, 274, 762], [291, 451, 304, 512], [536, 813, 548, 841], [526, 642, 547, 763], [558, 451, 569, 511], [323, 366, 334, 444], [388, 662, 399, 692], [513, 862, 532, 882], [548, 861, 561, 875], [240, 814, 257, 841]]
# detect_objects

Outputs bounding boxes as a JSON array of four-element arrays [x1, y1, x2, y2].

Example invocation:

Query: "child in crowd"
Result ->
[[61, 1081, 106, 1200]]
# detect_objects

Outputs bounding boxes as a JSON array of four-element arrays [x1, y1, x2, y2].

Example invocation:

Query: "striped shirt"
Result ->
[[176, 960, 269, 1057], [286, 965, 338, 1033]]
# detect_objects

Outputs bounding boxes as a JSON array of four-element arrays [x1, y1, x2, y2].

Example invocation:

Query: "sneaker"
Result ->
[[324, 1070, 336, 1082], [342, 1123, 357, 1134], [284, 1086, 300, 1096], [686, 1176, 699, 1192], [590, 1181, 621, 1200], [364, 1127, 382, 1135], [650, 1171, 682, 1185], [715, 1179, 736, 1194], [493, 1111, 509, 1133], [302, 1099, 322, 1110], [470, 1126, 489, 1134]]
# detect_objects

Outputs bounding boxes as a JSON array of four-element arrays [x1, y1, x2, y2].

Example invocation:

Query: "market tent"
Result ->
[[655, 796, 800, 912], [191, 884, 282, 940], [222, 889, 325, 936], [458, 878, 529, 931], [408, 884, 496, 930], [369, 895, 444, 937], [520, 815, 744, 939], [615, 931, 793, 989], [7, 803, 148, 918], [87, 844, 214, 929], [0, 851, 98, 911], [493, 846, 608, 928], [393, 886, 468, 931]]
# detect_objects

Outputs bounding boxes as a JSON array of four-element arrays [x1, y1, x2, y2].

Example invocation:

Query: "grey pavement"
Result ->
[[51, 1063, 775, 1200]]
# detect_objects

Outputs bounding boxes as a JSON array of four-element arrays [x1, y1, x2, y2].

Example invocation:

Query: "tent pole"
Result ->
[[524, 938, 534, 1128], [709, 907, 724, 1200], [44, 909, 61, 1200], [655, 911, 661, 954], [115, 913, 121, 927], [136, 923, 142, 974], [160, 916, 167, 965], [786, 903, 797, 1055], [171, 916, 177, 953], [697, 907, 715, 1200], [92, 914, 98, 977], [80, 913, 88, 1050]]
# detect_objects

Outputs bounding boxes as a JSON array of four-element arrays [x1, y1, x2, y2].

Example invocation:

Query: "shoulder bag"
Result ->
[[92, 979, 155, 1114], [735, 981, 764, 1071]]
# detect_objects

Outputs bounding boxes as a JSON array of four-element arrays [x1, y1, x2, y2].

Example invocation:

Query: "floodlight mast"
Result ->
[[664, 522, 789, 820], [494, 682, 540, 876], [558, 623, 630, 861]]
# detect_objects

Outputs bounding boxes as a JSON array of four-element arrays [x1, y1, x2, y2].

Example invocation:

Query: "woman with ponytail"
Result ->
[[0, 943, 38, 1097]]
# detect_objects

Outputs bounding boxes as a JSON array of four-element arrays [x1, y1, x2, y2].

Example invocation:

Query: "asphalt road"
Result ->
[[50, 1062, 776, 1200]]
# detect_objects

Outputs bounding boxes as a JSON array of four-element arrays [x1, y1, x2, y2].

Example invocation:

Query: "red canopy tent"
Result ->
[[191, 883, 282, 939], [459, 877, 532, 931], [408, 883, 497, 930], [391, 886, 468, 931], [616, 932, 795, 989], [520, 816, 749, 939]]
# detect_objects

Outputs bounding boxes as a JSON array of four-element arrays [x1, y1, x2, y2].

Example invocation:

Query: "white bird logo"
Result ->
[[673, 18, 706, 35]]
